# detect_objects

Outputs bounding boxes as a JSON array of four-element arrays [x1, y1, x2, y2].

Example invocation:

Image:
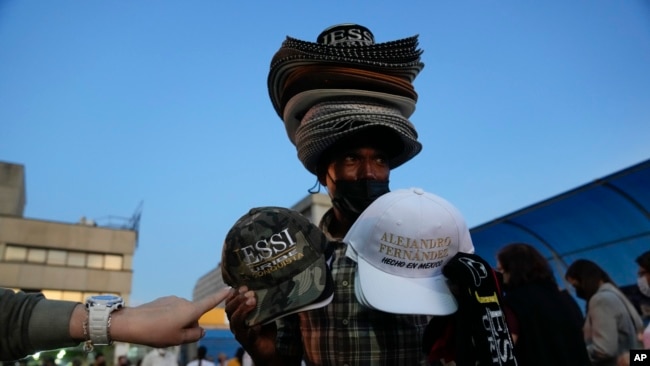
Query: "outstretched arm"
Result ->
[[79, 287, 234, 347], [1, 287, 233, 361]]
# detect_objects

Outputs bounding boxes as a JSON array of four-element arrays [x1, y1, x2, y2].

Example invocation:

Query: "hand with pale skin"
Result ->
[[69, 287, 233, 348]]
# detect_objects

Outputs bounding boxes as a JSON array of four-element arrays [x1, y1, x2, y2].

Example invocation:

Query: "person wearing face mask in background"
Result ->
[[224, 24, 436, 365], [495, 243, 590, 366], [565, 259, 644, 366], [635, 250, 650, 348]]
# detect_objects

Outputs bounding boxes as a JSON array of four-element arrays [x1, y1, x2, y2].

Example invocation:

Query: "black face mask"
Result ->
[[331, 179, 390, 222], [574, 286, 588, 300]]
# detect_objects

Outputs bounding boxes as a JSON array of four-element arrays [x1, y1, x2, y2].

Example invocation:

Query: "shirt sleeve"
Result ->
[[586, 293, 619, 361], [29, 295, 80, 353], [0, 288, 79, 361]]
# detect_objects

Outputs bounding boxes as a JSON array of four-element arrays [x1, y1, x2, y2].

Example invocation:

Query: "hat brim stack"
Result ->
[[294, 100, 421, 175], [267, 24, 425, 173]]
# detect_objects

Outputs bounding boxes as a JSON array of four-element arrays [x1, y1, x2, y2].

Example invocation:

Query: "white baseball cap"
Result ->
[[344, 187, 475, 315]]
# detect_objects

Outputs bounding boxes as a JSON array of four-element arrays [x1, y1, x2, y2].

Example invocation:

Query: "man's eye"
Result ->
[[343, 155, 358, 163], [375, 156, 388, 165]]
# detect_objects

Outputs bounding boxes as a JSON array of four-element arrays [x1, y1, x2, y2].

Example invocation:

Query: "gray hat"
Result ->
[[268, 24, 424, 140], [268, 24, 424, 174], [295, 99, 422, 175]]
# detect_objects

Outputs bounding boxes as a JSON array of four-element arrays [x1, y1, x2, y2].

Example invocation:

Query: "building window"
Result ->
[[41, 289, 114, 302], [5, 246, 27, 261], [67, 252, 86, 267], [3, 244, 124, 271], [41, 290, 62, 299], [27, 248, 47, 263], [47, 249, 66, 266], [61, 291, 84, 302], [104, 254, 123, 270], [87, 253, 104, 269]]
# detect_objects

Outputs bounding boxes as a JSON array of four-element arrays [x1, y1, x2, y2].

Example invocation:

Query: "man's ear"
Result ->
[[316, 161, 329, 187], [317, 170, 327, 187]]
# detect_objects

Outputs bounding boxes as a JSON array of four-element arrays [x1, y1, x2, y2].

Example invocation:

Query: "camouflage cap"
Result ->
[[221, 206, 334, 326]]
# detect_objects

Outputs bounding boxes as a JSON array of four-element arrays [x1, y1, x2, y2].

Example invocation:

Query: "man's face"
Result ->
[[317, 133, 396, 227], [321, 145, 390, 195]]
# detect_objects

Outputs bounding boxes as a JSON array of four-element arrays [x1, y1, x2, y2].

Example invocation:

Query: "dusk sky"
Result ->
[[2, 1, 649, 304]]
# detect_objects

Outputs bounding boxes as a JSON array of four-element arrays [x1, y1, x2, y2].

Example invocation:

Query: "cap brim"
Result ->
[[283, 89, 416, 145], [245, 256, 334, 326], [355, 256, 458, 316]]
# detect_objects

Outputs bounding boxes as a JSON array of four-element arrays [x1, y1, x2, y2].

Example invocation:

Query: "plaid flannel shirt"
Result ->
[[275, 210, 430, 366]]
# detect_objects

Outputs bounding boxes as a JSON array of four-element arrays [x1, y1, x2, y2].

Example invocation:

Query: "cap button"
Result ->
[[413, 187, 424, 195]]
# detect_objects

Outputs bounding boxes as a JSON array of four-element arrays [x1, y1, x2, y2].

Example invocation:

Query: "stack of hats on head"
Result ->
[[343, 187, 475, 316], [221, 206, 334, 326], [267, 23, 425, 174]]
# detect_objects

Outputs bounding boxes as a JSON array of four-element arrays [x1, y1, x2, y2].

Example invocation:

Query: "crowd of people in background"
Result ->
[[494, 247, 650, 366]]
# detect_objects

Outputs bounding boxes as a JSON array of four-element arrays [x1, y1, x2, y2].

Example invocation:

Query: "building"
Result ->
[[0, 161, 138, 305]]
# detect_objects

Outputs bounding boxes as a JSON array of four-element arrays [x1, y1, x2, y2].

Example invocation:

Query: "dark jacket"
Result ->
[[0, 288, 79, 361], [504, 281, 590, 366]]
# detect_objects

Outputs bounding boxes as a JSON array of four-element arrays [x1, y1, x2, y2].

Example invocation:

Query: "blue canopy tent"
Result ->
[[470, 158, 650, 294]]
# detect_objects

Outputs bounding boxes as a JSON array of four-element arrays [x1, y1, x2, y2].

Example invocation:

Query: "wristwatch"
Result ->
[[84, 294, 124, 350]]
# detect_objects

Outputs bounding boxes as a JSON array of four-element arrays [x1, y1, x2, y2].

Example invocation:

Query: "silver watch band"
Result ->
[[88, 303, 113, 345]]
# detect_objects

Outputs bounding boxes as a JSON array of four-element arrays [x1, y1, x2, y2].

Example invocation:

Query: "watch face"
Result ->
[[92, 295, 121, 301], [87, 295, 124, 307]]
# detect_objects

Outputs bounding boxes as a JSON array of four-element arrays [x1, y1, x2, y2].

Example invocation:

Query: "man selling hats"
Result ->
[[225, 24, 435, 365]]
